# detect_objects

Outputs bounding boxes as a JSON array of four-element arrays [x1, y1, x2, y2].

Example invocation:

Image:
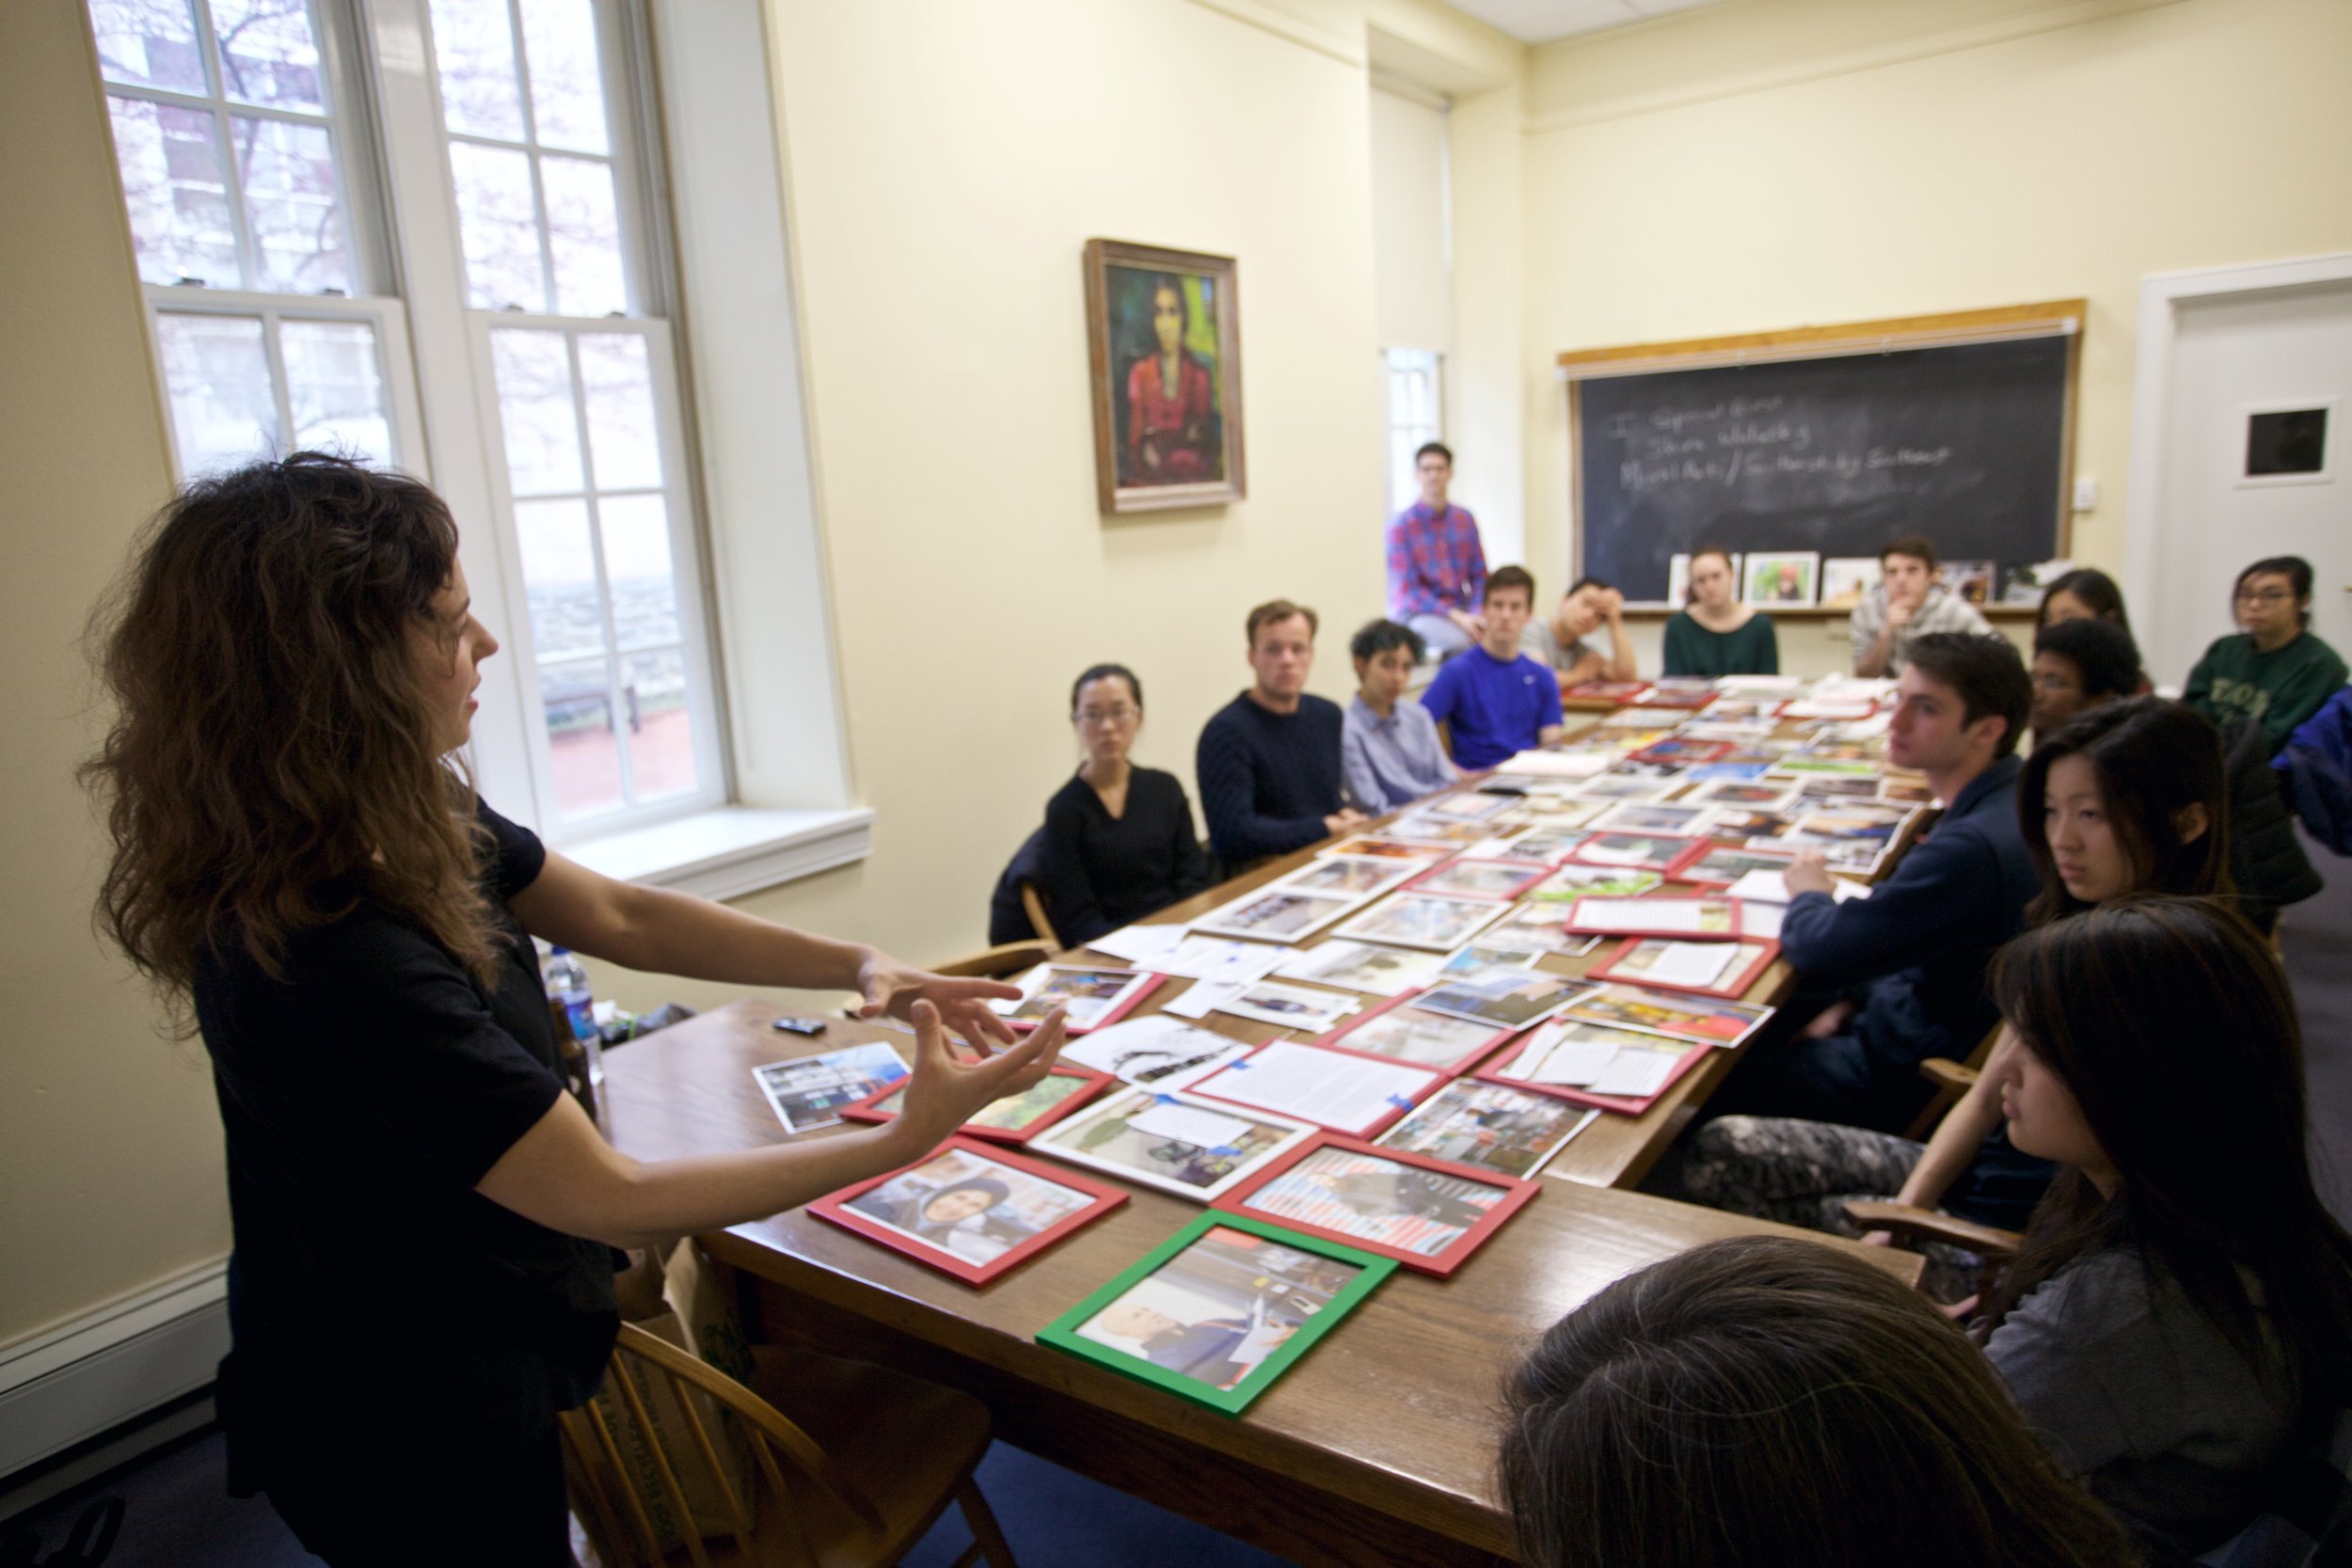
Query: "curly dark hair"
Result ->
[[83, 452, 500, 1007]]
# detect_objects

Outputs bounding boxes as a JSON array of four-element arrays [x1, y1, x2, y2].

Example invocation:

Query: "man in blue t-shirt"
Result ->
[[1419, 566, 1565, 769]]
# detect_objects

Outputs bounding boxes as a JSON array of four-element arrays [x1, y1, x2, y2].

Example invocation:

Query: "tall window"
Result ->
[[1384, 347, 1442, 515], [88, 0, 723, 837]]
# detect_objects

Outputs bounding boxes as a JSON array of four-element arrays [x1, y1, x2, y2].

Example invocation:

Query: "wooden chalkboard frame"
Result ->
[[1561, 300, 2086, 606]]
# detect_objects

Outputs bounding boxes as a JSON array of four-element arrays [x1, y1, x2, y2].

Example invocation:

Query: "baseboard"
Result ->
[[0, 1259, 230, 1485]]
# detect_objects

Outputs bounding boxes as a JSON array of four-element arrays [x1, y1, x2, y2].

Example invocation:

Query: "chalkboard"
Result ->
[[1572, 333, 2074, 604]]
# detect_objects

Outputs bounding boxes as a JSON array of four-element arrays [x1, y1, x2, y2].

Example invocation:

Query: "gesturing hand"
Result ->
[[1783, 849, 1835, 899], [857, 955, 1021, 1049], [892, 1001, 1065, 1151]]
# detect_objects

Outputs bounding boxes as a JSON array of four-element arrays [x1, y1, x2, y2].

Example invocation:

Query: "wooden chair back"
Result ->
[[561, 1322, 882, 1568], [1840, 1199, 2024, 1305], [1017, 882, 1061, 953], [1902, 1021, 2007, 1140], [921, 941, 1053, 980]]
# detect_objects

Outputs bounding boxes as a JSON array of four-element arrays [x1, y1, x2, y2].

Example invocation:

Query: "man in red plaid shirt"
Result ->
[[1385, 441, 1487, 660]]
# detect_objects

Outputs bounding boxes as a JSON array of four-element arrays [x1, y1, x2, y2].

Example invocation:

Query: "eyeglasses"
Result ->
[[1075, 706, 1138, 726], [2235, 587, 2294, 605]]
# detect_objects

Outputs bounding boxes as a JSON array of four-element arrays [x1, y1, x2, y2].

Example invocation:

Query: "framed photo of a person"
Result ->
[[1742, 551, 1820, 606], [1209, 1134, 1538, 1278], [1084, 239, 1246, 514], [811, 1138, 1128, 1287]]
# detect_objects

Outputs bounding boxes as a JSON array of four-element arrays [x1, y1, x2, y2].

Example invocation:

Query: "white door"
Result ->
[[2145, 278, 2352, 688]]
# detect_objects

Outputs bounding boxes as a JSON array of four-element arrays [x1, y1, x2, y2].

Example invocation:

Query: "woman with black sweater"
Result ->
[[1034, 664, 1210, 946]]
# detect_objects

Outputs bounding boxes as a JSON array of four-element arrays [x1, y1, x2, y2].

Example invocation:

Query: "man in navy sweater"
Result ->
[[1197, 600, 1367, 869], [1708, 633, 2039, 1133]]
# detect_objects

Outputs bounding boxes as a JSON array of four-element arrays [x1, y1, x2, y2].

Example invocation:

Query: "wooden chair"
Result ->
[[1901, 1021, 2008, 1140], [1841, 1199, 2023, 1304], [1016, 883, 1061, 954], [562, 1322, 1020, 1568]]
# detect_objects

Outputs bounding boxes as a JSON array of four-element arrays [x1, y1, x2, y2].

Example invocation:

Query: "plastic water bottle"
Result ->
[[543, 945, 604, 1116]]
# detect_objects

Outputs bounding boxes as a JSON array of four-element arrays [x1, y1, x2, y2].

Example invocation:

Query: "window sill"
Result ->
[[564, 805, 874, 901]]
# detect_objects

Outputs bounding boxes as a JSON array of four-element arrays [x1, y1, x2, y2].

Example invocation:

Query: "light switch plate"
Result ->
[[2073, 476, 2099, 512]]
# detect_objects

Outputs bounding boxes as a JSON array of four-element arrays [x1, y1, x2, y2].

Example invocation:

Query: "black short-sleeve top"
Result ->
[[193, 800, 617, 1459]]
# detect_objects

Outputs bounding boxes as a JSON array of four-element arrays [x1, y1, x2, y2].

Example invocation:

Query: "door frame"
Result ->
[[2124, 250, 2352, 652]]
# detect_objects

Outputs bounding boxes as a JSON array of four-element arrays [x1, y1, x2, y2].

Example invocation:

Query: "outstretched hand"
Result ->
[[857, 955, 1021, 1048], [892, 1000, 1065, 1150]]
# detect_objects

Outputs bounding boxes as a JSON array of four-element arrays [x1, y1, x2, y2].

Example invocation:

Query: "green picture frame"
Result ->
[[1035, 1212, 1395, 1415]]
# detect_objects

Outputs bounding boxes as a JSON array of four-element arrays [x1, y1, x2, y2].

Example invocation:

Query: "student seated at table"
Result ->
[[1031, 663, 1210, 947], [1979, 896, 2352, 1561], [2029, 616, 2141, 739], [80, 454, 1068, 1565], [2036, 566, 2132, 635], [1197, 598, 1366, 867], [1520, 574, 1636, 692], [1705, 634, 2038, 1134], [1418, 566, 1567, 770], [1661, 545, 1778, 678], [1850, 534, 1994, 677], [1342, 620, 1460, 815], [1686, 697, 2227, 1300], [1498, 1235, 2138, 1568], [1385, 440, 1488, 660], [2185, 554, 2349, 755]]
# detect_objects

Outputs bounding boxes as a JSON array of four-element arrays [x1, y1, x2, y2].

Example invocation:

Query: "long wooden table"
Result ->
[[605, 1003, 1920, 1568]]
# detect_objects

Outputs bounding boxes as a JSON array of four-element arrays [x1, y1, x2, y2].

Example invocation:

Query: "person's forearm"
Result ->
[[603, 883, 875, 989], [1894, 1062, 2007, 1212], [1604, 621, 1636, 681], [602, 1120, 936, 1248], [1854, 626, 1895, 678]]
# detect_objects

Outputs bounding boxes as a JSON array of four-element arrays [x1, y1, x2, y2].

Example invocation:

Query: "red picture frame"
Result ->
[[1561, 894, 1743, 941], [1400, 856, 1553, 902], [835, 1064, 1115, 1145], [1207, 1133, 1539, 1278], [1565, 833, 1712, 879], [1627, 737, 1733, 767], [1471, 1032, 1714, 1116], [1310, 990, 1518, 1076], [809, 1136, 1128, 1287], [1587, 936, 1781, 999], [1000, 969, 1167, 1035]]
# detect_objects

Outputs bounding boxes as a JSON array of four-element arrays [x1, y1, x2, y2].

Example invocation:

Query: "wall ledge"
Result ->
[[565, 804, 874, 902]]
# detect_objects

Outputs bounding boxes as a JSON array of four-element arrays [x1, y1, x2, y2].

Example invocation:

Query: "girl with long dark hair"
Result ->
[[84, 454, 1065, 1564], [2185, 554, 2347, 755], [1981, 896, 2352, 1557]]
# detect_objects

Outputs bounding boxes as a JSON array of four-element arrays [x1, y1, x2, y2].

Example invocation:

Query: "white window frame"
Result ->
[[1383, 346, 1444, 515]]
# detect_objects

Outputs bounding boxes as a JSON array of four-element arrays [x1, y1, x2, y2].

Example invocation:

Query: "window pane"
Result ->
[[281, 319, 389, 458], [231, 114, 349, 293], [448, 141, 547, 310], [577, 333, 660, 489], [156, 312, 280, 475], [514, 497, 604, 658], [620, 646, 697, 800], [89, 0, 209, 94], [427, 0, 526, 141], [490, 328, 584, 493], [516, 0, 610, 153], [541, 155, 625, 316], [539, 657, 623, 817], [109, 96, 240, 287], [210, 0, 326, 112], [598, 494, 678, 649]]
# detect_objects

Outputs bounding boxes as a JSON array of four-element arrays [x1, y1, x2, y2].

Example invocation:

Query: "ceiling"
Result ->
[[1442, 0, 1728, 44]]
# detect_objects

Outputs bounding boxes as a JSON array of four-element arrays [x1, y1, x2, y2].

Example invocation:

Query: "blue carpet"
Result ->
[[1, 1425, 1298, 1568]]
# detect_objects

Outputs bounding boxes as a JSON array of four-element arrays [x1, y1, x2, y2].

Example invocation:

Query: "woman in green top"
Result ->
[[1662, 546, 1778, 678], [2184, 555, 2347, 755]]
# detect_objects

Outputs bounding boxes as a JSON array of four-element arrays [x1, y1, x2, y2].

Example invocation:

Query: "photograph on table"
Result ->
[[1413, 969, 1597, 1032], [1478, 828, 1586, 864], [1742, 551, 1820, 606], [1794, 775, 1886, 801], [1317, 834, 1451, 863], [1330, 892, 1508, 954], [1382, 812, 1494, 847], [1271, 939, 1448, 998], [1561, 679, 1650, 705], [813, 1139, 1127, 1286], [1375, 1078, 1598, 1180], [1058, 1015, 1254, 1092], [1567, 773, 1678, 804], [1527, 863, 1663, 901], [1564, 895, 1740, 940], [1477, 1017, 1708, 1112], [1567, 832, 1708, 878], [1268, 854, 1420, 901], [1509, 798, 1610, 831], [1418, 790, 1520, 823], [1819, 557, 1881, 610], [1789, 805, 1913, 845], [1627, 736, 1732, 768], [838, 1064, 1113, 1145], [1188, 886, 1361, 943], [1210, 979, 1362, 1034], [1437, 941, 1548, 977], [753, 1042, 910, 1134], [1038, 1213, 1392, 1414], [1211, 1136, 1536, 1277], [1679, 778, 1799, 811], [1403, 857, 1552, 903], [1671, 845, 1798, 888], [1187, 1039, 1440, 1138], [1312, 992, 1514, 1074], [1766, 755, 1880, 780], [1588, 936, 1779, 1000], [990, 964, 1163, 1034], [1588, 801, 1716, 839], [1560, 983, 1772, 1048], [1481, 901, 1603, 958], [1146, 934, 1290, 988], [1696, 808, 1797, 841], [1032, 1086, 1315, 1202]]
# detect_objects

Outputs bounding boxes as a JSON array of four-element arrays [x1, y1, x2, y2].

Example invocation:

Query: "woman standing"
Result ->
[[1036, 663, 1210, 946], [84, 455, 1064, 1564], [2185, 555, 2348, 754], [1661, 546, 1777, 678]]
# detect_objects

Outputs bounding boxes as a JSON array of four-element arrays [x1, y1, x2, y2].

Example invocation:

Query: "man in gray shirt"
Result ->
[[1342, 619, 1459, 813], [1851, 534, 1994, 675]]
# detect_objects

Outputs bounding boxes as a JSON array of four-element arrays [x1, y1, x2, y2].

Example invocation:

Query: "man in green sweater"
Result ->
[[2184, 556, 2348, 755]]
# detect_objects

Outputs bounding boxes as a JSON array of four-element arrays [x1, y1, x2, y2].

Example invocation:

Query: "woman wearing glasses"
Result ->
[[2185, 556, 2346, 755], [1036, 663, 1211, 945]]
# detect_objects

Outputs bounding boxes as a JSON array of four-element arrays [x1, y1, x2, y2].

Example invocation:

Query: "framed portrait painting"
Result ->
[[1084, 239, 1246, 514]]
